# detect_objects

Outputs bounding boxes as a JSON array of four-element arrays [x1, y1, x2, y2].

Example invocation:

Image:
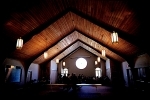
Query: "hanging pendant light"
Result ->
[[16, 20, 24, 50], [63, 61, 65, 66], [111, 31, 118, 43], [97, 57, 101, 62], [44, 38, 48, 59], [102, 50, 106, 57], [16, 37, 23, 49], [44, 52, 48, 59], [95, 61, 98, 65], [56, 59, 59, 63]]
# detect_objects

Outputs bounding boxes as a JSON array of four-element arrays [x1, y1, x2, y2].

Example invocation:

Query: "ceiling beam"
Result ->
[[41, 38, 122, 66], [27, 29, 76, 63], [75, 29, 128, 60], [17, 8, 139, 64], [70, 8, 146, 54], [40, 39, 80, 65], [78, 40, 122, 62]]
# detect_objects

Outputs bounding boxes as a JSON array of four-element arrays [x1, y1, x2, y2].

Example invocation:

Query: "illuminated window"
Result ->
[[95, 67, 101, 78], [76, 58, 87, 69], [63, 68, 68, 76]]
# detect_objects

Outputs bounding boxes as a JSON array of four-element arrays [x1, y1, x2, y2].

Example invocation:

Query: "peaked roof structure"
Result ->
[[1, 0, 149, 66]]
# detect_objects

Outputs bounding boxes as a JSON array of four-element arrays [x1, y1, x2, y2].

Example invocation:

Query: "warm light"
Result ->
[[102, 50, 106, 57], [97, 57, 100, 62], [63, 61, 65, 66], [16, 37, 23, 49], [44, 52, 48, 59], [11, 65, 15, 68], [56, 59, 59, 63], [111, 31, 118, 43], [95, 61, 98, 65]]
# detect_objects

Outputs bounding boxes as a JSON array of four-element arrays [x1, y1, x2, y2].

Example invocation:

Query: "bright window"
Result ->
[[63, 68, 68, 76], [95, 67, 101, 78], [76, 58, 87, 69]]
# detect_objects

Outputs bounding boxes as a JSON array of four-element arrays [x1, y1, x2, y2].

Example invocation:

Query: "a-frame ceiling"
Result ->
[[33, 31, 125, 64], [1, 0, 149, 65]]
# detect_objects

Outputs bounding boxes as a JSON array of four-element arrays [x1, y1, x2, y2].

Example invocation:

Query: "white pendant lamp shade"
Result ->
[[95, 61, 98, 65], [44, 52, 48, 59], [56, 59, 59, 63], [111, 31, 118, 43], [102, 50, 106, 57], [16, 37, 23, 49], [97, 57, 100, 62], [63, 61, 65, 66]]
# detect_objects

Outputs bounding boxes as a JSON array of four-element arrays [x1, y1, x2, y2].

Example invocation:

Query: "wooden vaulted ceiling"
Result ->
[[1, 0, 150, 65]]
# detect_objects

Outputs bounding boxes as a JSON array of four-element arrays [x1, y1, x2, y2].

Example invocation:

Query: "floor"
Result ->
[[3, 84, 149, 100]]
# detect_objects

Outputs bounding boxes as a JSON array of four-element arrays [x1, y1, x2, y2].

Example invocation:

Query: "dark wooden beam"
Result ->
[[70, 8, 147, 55], [75, 29, 128, 61]]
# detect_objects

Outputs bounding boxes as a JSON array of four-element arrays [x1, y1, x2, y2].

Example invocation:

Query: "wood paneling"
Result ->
[[2, 0, 148, 64]]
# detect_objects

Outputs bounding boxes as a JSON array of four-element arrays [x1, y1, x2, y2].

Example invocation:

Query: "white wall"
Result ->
[[50, 60, 57, 84], [28, 63, 39, 82], [106, 59, 111, 79], [122, 61, 130, 87]]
